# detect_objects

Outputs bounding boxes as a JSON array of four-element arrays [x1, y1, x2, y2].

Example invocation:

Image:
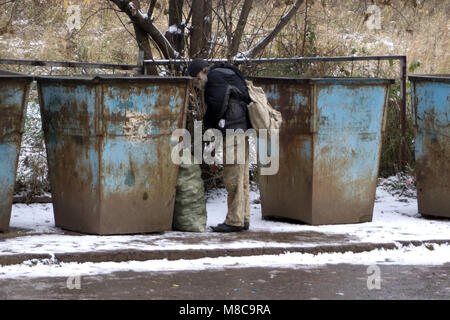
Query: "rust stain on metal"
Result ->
[[410, 75, 450, 218], [251, 77, 392, 225], [37, 76, 190, 235], [0, 76, 32, 232]]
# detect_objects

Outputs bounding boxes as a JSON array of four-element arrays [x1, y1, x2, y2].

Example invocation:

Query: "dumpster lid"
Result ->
[[35, 74, 191, 83], [408, 74, 450, 83], [249, 76, 395, 85]]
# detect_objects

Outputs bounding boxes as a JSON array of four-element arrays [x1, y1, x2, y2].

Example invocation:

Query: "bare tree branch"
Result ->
[[182, 4, 193, 27], [147, 0, 157, 20], [0, 0, 17, 35], [0, 0, 15, 5], [70, 6, 115, 38], [221, 0, 232, 50], [208, 1, 227, 34], [109, 0, 178, 59], [114, 9, 136, 40], [238, 0, 305, 59]]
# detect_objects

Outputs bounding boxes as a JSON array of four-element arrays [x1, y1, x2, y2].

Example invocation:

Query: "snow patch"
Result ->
[[167, 24, 182, 35], [0, 244, 449, 279]]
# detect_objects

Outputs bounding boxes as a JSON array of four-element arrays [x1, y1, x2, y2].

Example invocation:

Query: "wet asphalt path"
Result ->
[[1, 263, 449, 300]]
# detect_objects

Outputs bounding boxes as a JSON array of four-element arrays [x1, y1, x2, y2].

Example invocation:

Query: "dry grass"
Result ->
[[266, 0, 449, 76], [0, 0, 448, 75]]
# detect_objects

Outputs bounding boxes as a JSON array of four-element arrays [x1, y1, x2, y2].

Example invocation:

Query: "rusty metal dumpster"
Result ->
[[252, 77, 393, 225], [410, 75, 450, 218], [0, 74, 33, 232], [36, 75, 190, 235]]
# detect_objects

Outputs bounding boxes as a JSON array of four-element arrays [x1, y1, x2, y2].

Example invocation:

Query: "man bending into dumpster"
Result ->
[[188, 59, 252, 233]]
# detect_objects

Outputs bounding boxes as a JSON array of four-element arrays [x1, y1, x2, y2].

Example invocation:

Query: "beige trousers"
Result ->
[[222, 135, 250, 227]]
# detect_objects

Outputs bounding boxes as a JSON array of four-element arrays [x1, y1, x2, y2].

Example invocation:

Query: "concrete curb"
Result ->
[[0, 239, 448, 267]]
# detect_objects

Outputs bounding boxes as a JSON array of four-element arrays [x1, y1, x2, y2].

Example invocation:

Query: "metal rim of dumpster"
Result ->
[[249, 76, 395, 83], [34, 75, 192, 83], [0, 75, 34, 80], [409, 74, 450, 83]]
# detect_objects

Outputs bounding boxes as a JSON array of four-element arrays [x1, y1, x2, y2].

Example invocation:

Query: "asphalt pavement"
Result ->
[[1, 264, 449, 300]]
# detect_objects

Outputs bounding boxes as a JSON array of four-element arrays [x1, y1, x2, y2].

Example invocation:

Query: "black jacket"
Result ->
[[203, 63, 252, 132]]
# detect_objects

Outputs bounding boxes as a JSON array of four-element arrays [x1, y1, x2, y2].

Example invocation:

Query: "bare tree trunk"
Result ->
[[133, 24, 158, 75], [189, 0, 212, 58], [189, 0, 204, 58], [229, 0, 254, 58], [202, 0, 212, 58], [132, 0, 157, 75], [167, 0, 184, 54], [301, 0, 308, 57]]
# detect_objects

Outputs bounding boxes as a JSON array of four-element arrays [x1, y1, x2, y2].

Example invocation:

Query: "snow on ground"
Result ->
[[0, 244, 449, 279], [1, 184, 449, 257], [1, 183, 449, 278], [8, 203, 55, 234], [207, 186, 450, 243]]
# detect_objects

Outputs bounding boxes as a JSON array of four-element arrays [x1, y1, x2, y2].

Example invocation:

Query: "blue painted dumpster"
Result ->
[[36, 75, 190, 234], [410, 75, 450, 218], [251, 77, 393, 225], [0, 74, 32, 232]]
